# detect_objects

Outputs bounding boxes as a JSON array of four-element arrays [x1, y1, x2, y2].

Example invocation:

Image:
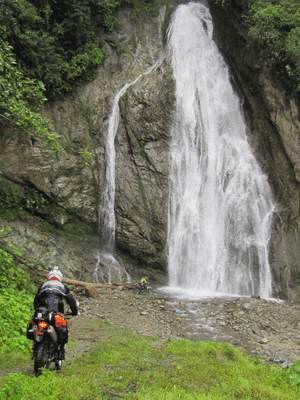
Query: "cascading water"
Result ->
[[167, 2, 274, 298], [100, 83, 132, 253], [95, 60, 163, 283]]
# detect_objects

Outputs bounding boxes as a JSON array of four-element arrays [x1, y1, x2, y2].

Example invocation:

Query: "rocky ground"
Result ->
[[167, 295, 300, 366], [76, 288, 300, 367], [2, 287, 299, 378]]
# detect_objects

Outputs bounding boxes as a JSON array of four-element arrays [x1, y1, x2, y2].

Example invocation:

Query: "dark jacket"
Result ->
[[34, 279, 78, 315]]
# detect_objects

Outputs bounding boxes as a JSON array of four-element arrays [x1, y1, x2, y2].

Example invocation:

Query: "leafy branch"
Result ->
[[0, 39, 61, 150]]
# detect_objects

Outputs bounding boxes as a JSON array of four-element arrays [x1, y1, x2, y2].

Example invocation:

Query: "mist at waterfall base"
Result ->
[[164, 2, 274, 300]]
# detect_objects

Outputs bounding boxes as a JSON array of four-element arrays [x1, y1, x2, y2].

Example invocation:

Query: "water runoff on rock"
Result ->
[[94, 60, 163, 284], [166, 2, 274, 298]]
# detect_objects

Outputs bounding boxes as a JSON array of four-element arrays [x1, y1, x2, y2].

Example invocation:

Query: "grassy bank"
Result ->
[[0, 248, 34, 355], [1, 320, 300, 400]]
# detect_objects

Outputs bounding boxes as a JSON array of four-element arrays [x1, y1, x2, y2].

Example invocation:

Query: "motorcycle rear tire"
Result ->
[[34, 342, 46, 376]]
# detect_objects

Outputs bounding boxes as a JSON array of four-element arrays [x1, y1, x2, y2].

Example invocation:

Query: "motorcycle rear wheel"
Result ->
[[34, 342, 46, 376]]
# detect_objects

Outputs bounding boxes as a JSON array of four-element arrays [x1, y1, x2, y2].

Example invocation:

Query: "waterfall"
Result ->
[[167, 2, 274, 297], [99, 82, 132, 253], [95, 59, 163, 283]]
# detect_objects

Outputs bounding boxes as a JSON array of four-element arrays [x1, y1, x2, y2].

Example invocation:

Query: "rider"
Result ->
[[34, 266, 79, 358], [137, 276, 149, 294]]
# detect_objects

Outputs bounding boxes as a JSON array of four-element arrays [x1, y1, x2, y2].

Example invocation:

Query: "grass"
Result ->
[[0, 351, 30, 373], [1, 321, 300, 400]]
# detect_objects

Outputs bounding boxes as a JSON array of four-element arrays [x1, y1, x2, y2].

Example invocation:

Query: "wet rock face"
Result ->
[[0, 6, 173, 276], [208, 0, 300, 300], [116, 61, 174, 268]]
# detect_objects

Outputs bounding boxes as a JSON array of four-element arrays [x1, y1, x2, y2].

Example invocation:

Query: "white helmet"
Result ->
[[48, 266, 63, 281]]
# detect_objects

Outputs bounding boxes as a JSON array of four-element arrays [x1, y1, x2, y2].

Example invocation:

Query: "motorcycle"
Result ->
[[27, 307, 70, 376], [136, 281, 151, 294]]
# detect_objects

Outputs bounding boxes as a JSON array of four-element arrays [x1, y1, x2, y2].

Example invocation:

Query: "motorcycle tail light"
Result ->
[[38, 321, 48, 330]]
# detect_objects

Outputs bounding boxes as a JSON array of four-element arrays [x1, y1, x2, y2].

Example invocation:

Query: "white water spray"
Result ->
[[167, 2, 274, 297], [96, 59, 163, 283]]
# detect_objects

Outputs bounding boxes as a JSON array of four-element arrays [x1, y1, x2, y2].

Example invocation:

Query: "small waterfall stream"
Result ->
[[95, 60, 163, 283], [167, 2, 274, 297]]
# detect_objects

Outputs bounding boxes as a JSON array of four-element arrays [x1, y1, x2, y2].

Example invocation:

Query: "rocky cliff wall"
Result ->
[[1, 0, 299, 299], [209, 0, 300, 300], [0, 6, 174, 280]]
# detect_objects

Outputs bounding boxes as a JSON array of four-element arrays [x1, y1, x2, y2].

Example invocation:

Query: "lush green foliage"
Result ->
[[0, 38, 60, 150], [0, 0, 109, 148], [0, 249, 34, 353], [248, 0, 300, 93], [0, 0, 123, 98], [1, 321, 300, 399], [0, 0, 161, 97]]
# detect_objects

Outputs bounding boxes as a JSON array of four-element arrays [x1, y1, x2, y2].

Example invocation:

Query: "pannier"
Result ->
[[54, 313, 68, 344]]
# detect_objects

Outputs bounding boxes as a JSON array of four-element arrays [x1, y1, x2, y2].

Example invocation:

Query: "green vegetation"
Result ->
[[128, 0, 164, 17], [0, 0, 159, 99], [248, 0, 300, 93], [288, 361, 300, 386], [1, 320, 300, 399], [0, 242, 298, 398], [0, 38, 60, 150], [0, 0, 160, 147], [0, 248, 34, 354], [215, 0, 300, 94], [1, 0, 110, 98]]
